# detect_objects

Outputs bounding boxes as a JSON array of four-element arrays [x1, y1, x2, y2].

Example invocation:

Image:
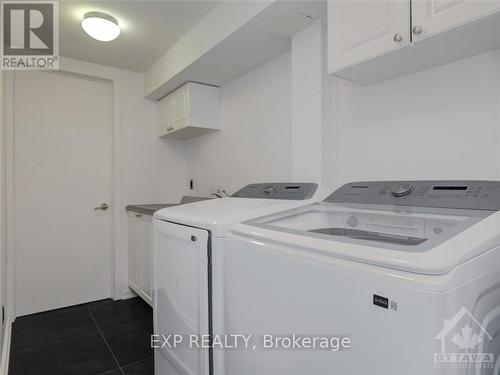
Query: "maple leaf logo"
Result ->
[[451, 324, 483, 350]]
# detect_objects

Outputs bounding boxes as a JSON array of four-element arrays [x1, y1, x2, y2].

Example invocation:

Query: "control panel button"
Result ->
[[391, 184, 414, 198]]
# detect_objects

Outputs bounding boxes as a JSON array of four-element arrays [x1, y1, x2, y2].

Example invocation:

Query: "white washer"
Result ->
[[224, 180, 500, 375], [153, 183, 325, 375]]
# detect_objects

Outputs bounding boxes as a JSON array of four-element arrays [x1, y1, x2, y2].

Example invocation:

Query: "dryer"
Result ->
[[224, 181, 500, 375], [152, 183, 324, 375]]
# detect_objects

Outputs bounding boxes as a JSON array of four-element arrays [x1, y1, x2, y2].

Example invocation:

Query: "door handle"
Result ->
[[94, 203, 109, 211]]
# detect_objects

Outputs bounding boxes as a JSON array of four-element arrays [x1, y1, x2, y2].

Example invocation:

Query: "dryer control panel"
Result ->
[[326, 181, 500, 210], [232, 183, 317, 200]]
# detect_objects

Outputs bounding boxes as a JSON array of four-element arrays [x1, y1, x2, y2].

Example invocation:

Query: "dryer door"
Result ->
[[154, 219, 210, 375]]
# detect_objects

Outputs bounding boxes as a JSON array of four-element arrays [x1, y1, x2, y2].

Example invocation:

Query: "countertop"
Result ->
[[125, 196, 210, 216], [125, 204, 176, 216]]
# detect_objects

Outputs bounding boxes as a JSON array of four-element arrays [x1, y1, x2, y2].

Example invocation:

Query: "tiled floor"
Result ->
[[9, 298, 154, 375]]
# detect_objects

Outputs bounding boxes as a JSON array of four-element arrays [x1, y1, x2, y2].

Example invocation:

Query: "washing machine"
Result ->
[[152, 183, 325, 375], [224, 180, 500, 375]]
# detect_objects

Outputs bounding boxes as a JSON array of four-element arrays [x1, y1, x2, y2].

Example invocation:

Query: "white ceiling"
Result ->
[[60, 1, 219, 72]]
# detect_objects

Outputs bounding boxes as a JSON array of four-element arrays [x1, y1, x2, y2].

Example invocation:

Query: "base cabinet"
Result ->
[[128, 212, 154, 307]]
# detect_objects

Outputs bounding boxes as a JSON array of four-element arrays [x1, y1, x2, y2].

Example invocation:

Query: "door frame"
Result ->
[[4, 57, 125, 319]]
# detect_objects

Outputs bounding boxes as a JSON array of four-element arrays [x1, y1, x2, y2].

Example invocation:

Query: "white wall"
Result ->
[[291, 21, 324, 183], [290, 21, 336, 188], [119, 71, 187, 206], [118, 64, 188, 296], [182, 29, 500, 199], [181, 19, 500, 200], [331, 50, 500, 186], [185, 53, 292, 195]]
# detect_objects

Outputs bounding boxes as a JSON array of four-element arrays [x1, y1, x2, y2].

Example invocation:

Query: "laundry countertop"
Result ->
[[125, 204, 177, 216], [125, 196, 210, 216]]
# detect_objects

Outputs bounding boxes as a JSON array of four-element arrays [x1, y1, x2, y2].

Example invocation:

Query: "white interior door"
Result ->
[[14, 70, 113, 316]]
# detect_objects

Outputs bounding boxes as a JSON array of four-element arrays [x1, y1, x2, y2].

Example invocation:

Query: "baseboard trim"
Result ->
[[0, 317, 12, 375]]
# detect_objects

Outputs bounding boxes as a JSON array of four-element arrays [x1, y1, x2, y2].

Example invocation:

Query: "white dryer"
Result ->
[[152, 183, 324, 375], [224, 181, 500, 375]]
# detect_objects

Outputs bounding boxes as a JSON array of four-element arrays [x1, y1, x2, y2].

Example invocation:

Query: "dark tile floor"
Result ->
[[9, 298, 154, 375]]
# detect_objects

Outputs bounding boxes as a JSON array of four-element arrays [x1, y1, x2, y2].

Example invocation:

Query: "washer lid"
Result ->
[[244, 202, 490, 252], [233, 201, 500, 274]]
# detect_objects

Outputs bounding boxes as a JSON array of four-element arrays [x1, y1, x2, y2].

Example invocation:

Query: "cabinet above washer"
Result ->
[[328, 0, 500, 84], [157, 82, 220, 140]]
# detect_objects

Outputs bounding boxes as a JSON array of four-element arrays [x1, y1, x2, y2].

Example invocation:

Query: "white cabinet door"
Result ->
[[412, 0, 500, 42], [173, 84, 189, 130], [128, 213, 154, 307], [328, 0, 410, 73], [164, 95, 175, 133], [141, 215, 154, 306], [128, 213, 142, 294], [157, 94, 174, 136]]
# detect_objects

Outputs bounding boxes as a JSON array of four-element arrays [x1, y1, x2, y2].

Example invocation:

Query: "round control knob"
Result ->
[[391, 184, 414, 198], [346, 216, 359, 228]]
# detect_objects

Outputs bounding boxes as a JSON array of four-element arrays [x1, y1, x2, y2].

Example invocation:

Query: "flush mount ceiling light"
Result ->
[[81, 11, 120, 42]]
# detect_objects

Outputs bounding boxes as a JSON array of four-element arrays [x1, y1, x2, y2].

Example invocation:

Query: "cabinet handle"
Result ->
[[393, 33, 403, 42], [412, 25, 423, 35]]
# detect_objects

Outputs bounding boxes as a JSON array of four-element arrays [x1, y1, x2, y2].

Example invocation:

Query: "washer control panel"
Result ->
[[326, 181, 500, 210], [232, 183, 317, 200]]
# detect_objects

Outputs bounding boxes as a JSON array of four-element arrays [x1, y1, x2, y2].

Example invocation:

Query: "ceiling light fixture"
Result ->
[[81, 11, 120, 42]]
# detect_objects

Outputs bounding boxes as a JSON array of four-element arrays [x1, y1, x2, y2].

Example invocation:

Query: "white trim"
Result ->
[[5, 72, 14, 319], [0, 317, 12, 375], [5, 57, 127, 318]]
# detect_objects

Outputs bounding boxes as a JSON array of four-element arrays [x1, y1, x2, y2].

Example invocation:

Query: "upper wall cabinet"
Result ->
[[157, 82, 220, 140], [328, 1, 410, 73], [328, 0, 500, 84], [412, 0, 500, 41]]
